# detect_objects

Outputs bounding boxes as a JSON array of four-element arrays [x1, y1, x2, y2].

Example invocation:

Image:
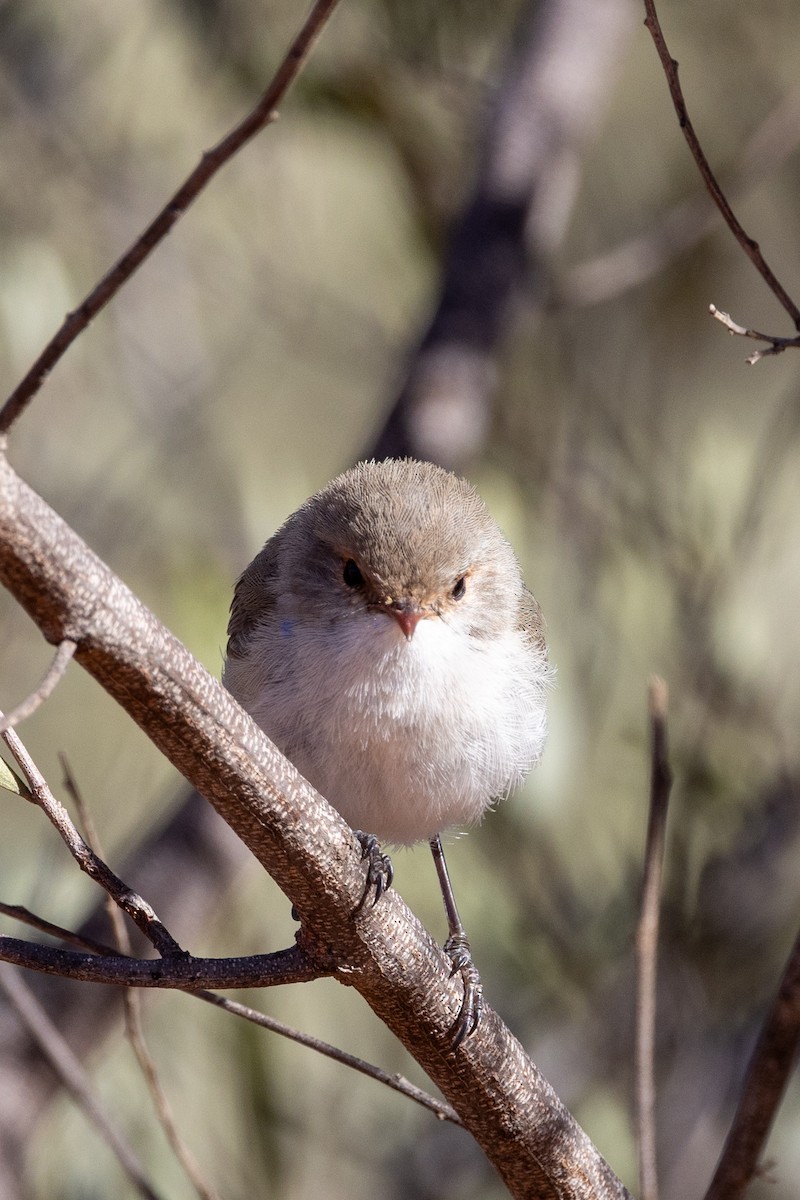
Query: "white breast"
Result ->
[[226, 611, 549, 845]]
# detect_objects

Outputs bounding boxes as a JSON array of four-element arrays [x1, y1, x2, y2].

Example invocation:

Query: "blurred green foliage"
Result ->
[[1, 0, 799, 1197]]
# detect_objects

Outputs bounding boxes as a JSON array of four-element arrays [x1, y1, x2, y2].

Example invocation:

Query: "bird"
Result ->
[[224, 458, 549, 1044]]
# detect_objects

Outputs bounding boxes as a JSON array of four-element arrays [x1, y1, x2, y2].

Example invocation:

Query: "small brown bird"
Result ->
[[225, 459, 549, 1043]]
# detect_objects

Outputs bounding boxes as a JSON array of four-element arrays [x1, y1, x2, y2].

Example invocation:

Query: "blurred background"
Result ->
[[0, 0, 799, 1196]]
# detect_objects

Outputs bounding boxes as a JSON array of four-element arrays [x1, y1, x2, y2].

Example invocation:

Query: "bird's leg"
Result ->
[[354, 831, 394, 910], [429, 834, 483, 1048]]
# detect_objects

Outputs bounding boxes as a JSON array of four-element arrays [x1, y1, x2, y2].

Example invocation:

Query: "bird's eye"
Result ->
[[451, 576, 466, 601], [343, 559, 364, 589]]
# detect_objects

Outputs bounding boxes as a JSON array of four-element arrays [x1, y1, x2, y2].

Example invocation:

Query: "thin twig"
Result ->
[[634, 677, 673, 1200], [704, 928, 800, 1200], [642, 0, 800, 331], [0, 0, 341, 434], [1, 723, 183, 957], [0, 901, 112, 955], [709, 305, 800, 364], [0, 638, 76, 733], [0, 964, 164, 1200], [195, 991, 463, 1125], [63, 757, 221, 1200]]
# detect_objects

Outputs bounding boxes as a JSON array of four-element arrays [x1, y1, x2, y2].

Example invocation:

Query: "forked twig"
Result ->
[[704, 929, 800, 1200], [709, 306, 800, 365], [635, 677, 673, 1200], [0, 0, 341, 435], [642, 0, 800, 331]]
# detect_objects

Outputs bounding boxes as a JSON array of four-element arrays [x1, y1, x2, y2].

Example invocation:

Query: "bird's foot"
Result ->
[[444, 932, 484, 1049], [354, 831, 394, 911]]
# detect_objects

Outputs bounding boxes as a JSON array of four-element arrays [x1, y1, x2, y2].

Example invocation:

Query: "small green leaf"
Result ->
[[0, 756, 32, 800]]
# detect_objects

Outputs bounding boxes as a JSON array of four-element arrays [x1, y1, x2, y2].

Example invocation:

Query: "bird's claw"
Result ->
[[354, 831, 394, 911], [444, 932, 484, 1049]]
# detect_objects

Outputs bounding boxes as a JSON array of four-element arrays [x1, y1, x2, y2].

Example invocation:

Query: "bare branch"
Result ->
[[1, 724, 183, 957], [0, 0, 341, 435], [0, 638, 76, 733], [635, 677, 673, 1200], [0, 965, 163, 1200], [704, 928, 800, 1200], [642, 0, 800, 330], [709, 306, 800, 364], [0, 937, 324, 989]]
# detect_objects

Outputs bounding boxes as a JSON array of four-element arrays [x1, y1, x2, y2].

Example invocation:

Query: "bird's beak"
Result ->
[[387, 600, 425, 640]]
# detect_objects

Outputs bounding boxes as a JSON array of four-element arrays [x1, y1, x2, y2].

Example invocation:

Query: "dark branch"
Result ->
[[635, 677, 673, 1200], [0, 897, 460, 1127], [0, 938, 326, 990], [704, 928, 800, 1200]]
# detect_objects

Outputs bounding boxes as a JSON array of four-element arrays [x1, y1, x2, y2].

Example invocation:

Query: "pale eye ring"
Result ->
[[451, 576, 466, 601], [343, 558, 364, 589]]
